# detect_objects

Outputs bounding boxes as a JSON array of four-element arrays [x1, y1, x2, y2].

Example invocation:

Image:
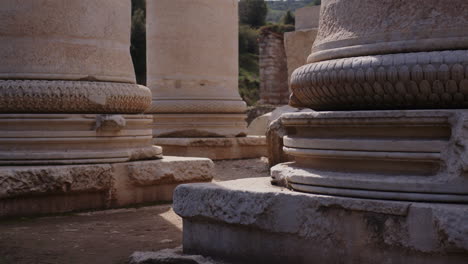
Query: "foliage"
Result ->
[[266, 0, 319, 23], [308, 0, 322, 6], [239, 25, 259, 54], [239, 0, 268, 28], [238, 25, 260, 106], [259, 24, 295, 35], [238, 1, 305, 105], [281, 10, 295, 26], [239, 53, 260, 106], [131, 0, 146, 85]]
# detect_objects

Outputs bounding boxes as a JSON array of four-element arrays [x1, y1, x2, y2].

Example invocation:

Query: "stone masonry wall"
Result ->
[[259, 31, 289, 105]]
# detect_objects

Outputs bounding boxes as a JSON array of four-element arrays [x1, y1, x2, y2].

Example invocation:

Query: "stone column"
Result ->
[[147, 0, 266, 160], [0, 0, 161, 164], [172, 1, 468, 262], [282, 0, 468, 201], [0, 0, 214, 217], [147, 0, 247, 138]]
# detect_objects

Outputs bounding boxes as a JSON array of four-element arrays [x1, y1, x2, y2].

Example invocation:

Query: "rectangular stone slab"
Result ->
[[0, 156, 213, 218], [174, 178, 468, 264]]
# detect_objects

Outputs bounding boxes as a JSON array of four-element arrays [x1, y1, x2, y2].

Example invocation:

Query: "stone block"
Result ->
[[284, 29, 318, 89], [295, 5, 321, 30], [0, 157, 213, 217], [129, 247, 222, 264], [174, 178, 468, 264]]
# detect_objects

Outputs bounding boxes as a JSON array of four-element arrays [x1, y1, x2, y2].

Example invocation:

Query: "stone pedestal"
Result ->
[[173, 178, 468, 264], [0, 0, 214, 216], [1, 157, 214, 218], [146, 0, 247, 138], [273, 110, 468, 202]]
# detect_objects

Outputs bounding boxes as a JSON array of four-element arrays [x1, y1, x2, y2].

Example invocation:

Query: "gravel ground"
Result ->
[[0, 158, 270, 264]]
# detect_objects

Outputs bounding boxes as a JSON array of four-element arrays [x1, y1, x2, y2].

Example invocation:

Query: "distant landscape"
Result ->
[[239, 0, 320, 105], [130, 0, 320, 105], [266, 0, 320, 23]]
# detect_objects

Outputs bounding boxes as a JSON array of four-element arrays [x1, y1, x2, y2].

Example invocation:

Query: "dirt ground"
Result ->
[[0, 158, 270, 264]]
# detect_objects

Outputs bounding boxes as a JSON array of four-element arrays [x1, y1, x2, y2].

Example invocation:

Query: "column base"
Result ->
[[152, 113, 248, 138], [277, 109, 468, 202], [153, 136, 267, 160], [0, 114, 161, 165], [174, 178, 468, 264], [0, 157, 213, 218]]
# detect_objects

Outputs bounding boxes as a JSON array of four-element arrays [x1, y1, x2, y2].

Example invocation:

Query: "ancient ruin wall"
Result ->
[[259, 31, 290, 105]]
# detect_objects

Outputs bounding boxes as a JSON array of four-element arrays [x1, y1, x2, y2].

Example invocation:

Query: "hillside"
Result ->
[[266, 0, 320, 23]]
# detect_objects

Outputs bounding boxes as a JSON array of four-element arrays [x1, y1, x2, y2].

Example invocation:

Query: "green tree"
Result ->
[[239, 0, 268, 28], [281, 10, 295, 26], [131, 0, 146, 85], [239, 25, 259, 54], [308, 0, 321, 6]]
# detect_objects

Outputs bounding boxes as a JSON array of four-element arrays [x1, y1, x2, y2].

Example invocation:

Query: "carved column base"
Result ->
[[290, 50, 468, 110], [0, 114, 161, 165], [152, 113, 248, 138], [0, 80, 152, 114], [272, 109, 468, 202], [153, 136, 267, 160]]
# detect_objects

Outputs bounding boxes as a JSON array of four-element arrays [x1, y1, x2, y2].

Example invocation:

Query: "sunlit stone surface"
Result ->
[[146, 0, 247, 138]]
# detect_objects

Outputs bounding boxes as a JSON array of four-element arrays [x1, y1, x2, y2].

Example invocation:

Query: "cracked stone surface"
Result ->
[[174, 177, 468, 263]]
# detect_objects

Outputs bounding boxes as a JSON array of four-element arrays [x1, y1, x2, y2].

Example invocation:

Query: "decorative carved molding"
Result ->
[[0, 80, 152, 113], [290, 50, 468, 110]]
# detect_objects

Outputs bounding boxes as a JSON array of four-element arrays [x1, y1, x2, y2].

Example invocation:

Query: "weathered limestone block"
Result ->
[[146, 0, 247, 137], [0, 157, 214, 217], [284, 29, 317, 90], [295, 5, 321, 31], [126, 157, 214, 186], [174, 178, 468, 264], [266, 119, 289, 170], [0, 164, 113, 200], [129, 247, 222, 264]]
